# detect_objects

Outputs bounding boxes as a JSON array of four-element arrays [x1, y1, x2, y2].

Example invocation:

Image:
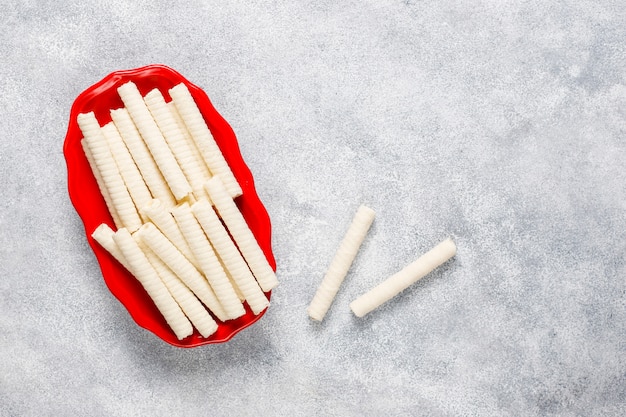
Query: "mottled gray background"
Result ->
[[1, 0, 625, 416]]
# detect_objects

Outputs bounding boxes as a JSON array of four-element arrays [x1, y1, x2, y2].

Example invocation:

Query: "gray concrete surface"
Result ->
[[1, 1, 625, 415]]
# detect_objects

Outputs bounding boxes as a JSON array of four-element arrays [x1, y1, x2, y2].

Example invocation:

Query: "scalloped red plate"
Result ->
[[63, 65, 274, 347]]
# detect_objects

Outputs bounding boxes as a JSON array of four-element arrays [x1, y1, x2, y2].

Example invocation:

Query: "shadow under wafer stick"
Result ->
[[78, 112, 142, 232], [113, 228, 193, 340], [144, 89, 210, 202], [110, 107, 176, 209], [171, 202, 245, 320], [101, 122, 152, 222], [350, 237, 457, 318], [307, 205, 376, 322], [117, 81, 192, 201]]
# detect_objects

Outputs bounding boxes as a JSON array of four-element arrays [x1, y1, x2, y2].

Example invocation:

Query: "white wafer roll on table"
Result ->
[[81, 141, 123, 229], [350, 238, 457, 318], [78, 112, 142, 232], [169, 83, 242, 198], [204, 177, 279, 292], [141, 199, 198, 270], [91, 223, 130, 270], [171, 202, 245, 320], [144, 89, 210, 201], [192, 199, 269, 315], [110, 108, 176, 209], [117, 81, 192, 201], [101, 122, 153, 221], [307, 205, 375, 321], [113, 228, 193, 340], [137, 222, 229, 322], [133, 232, 218, 338]]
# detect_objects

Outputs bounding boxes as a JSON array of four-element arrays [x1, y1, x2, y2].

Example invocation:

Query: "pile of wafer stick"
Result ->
[[79, 81, 278, 340]]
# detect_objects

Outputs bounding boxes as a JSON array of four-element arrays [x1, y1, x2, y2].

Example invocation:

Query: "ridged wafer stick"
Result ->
[[101, 122, 152, 220], [167, 101, 210, 183], [192, 199, 269, 314], [134, 233, 218, 337], [350, 238, 457, 317], [81, 141, 122, 229], [117, 81, 192, 201], [204, 177, 278, 292], [110, 108, 176, 209], [91, 223, 129, 269], [137, 222, 229, 322], [169, 83, 242, 198], [307, 205, 375, 321], [171, 203, 244, 320], [141, 199, 198, 270], [113, 228, 193, 340], [144, 89, 210, 201], [78, 112, 142, 232]]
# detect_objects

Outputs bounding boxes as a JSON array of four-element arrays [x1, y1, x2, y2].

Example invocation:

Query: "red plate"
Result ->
[[63, 64, 274, 347]]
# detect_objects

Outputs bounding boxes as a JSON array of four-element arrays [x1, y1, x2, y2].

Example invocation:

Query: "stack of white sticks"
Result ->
[[79, 81, 278, 340]]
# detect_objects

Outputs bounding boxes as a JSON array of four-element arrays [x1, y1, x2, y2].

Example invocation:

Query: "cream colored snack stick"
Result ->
[[77, 112, 142, 232], [141, 199, 198, 270], [110, 108, 176, 208], [204, 177, 278, 292], [144, 89, 210, 201], [192, 199, 269, 314], [350, 238, 457, 318], [137, 222, 229, 322], [169, 83, 242, 198], [101, 122, 152, 219], [225, 267, 246, 302], [117, 81, 192, 201], [91, 223, 129, 270], [307, 205, 375, 321], [134, 233, 218, 338], [167, 101, 210, 183], [81, 141, 122, 229], [113, 228, 193, 340], [171, 203, 244, 320]]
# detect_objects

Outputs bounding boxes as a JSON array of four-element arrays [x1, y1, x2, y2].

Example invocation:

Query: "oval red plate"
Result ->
[[63, 64, 274, 347]]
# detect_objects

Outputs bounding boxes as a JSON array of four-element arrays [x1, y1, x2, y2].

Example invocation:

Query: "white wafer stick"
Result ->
[[110, 108, 176, 209], [141, 199, 198, 270], [81, 141, 123, 229], [91, 223, 129, 270], [167, 101, 210, 183], [192, 199, 269, 314], [204, 177, 279, 292], [101, 122, 153, 221], [144, 89, 210, 201], [117, 82, 192, 201], [171, 202, 245, 320], [307, 205, 375, 321], [113, 228, 193, 340], [78, 112, 142, 232], [133, 233, 218, 338], [169, 83, 242, 198], [350, 238, 457, 318], [137, 222, 229, 322], [225, 268, 246, 302]]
